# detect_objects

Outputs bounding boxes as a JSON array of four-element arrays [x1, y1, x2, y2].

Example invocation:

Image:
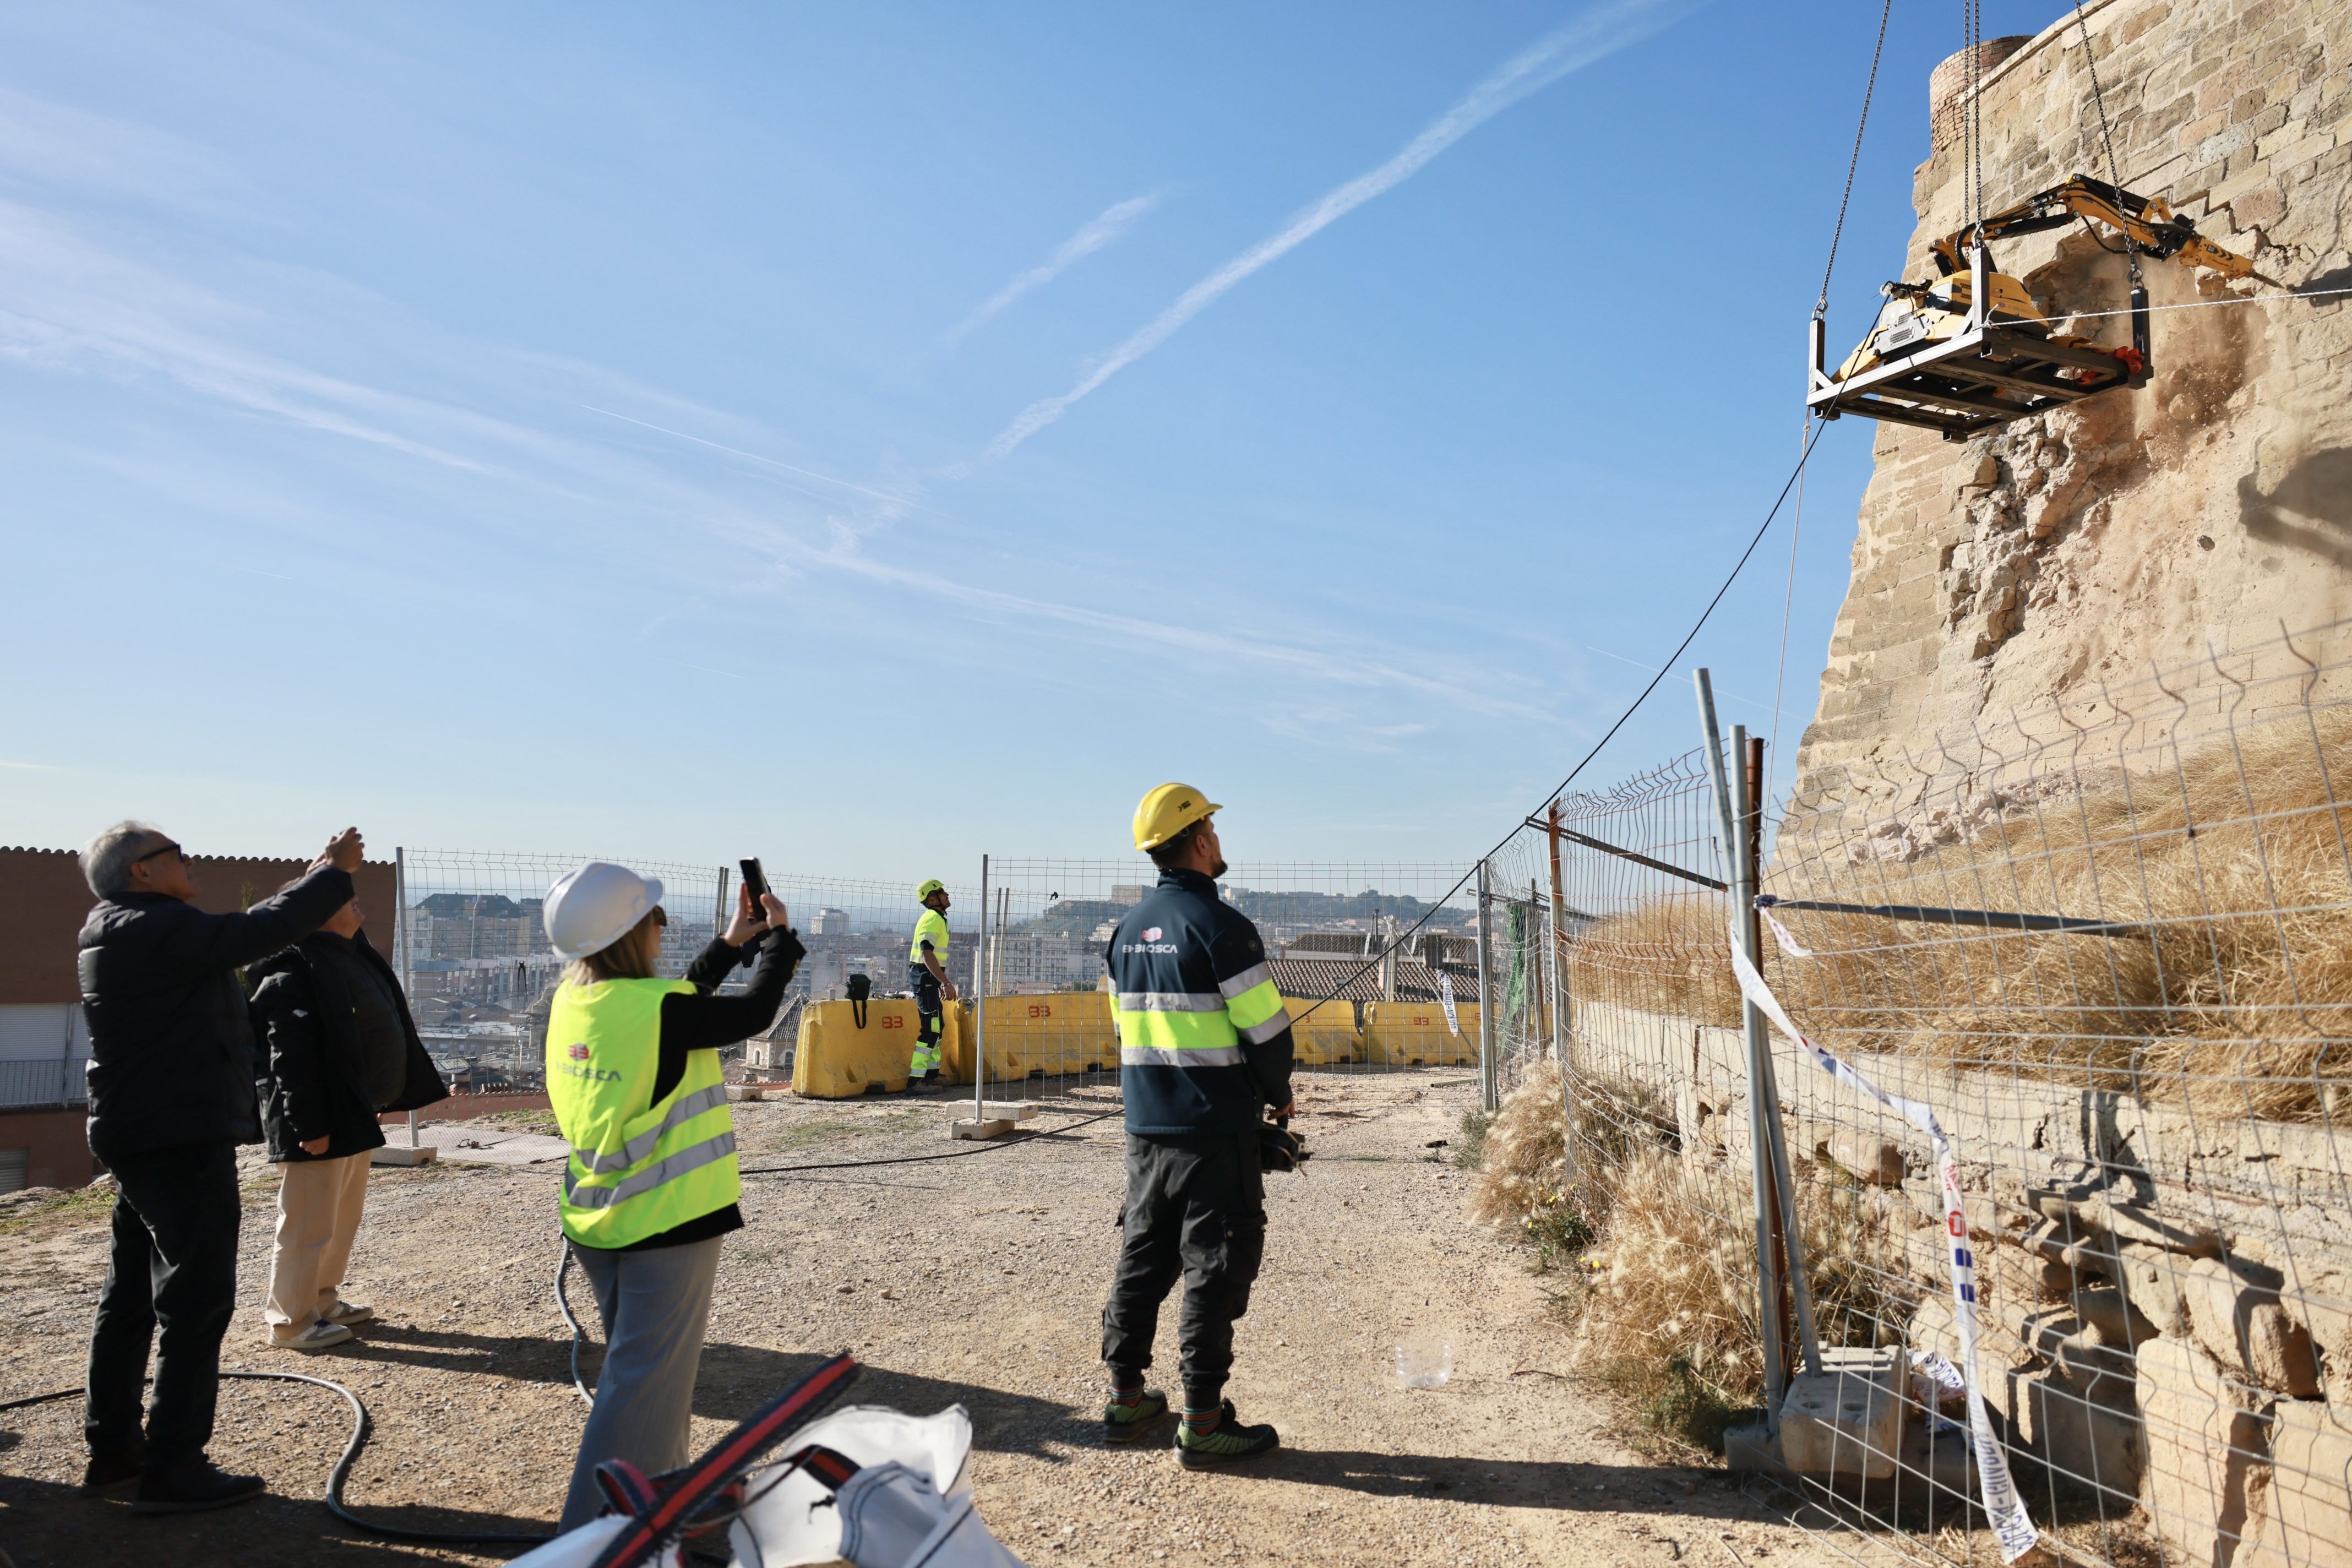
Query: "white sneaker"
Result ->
[[274, 1320, 353, 1352], [322, 1300, 375, 1326]]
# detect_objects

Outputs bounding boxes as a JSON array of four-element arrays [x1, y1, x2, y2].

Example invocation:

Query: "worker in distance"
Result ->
[[1099, 784, 1294, 1464], [539, 861, 801, 1531], [907, 878, 957, 1090]]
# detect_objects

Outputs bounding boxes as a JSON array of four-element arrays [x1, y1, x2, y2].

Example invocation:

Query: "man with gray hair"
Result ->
[[76, 822, 363, 1514]]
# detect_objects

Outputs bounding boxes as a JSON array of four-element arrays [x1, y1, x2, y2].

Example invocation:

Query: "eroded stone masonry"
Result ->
[[1793, 0, 2352, 799]]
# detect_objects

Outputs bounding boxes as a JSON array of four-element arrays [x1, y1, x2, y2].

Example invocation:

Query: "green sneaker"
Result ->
[[1104, 1387, 1169, 1444], [1174, 1400, 1280, 1467]]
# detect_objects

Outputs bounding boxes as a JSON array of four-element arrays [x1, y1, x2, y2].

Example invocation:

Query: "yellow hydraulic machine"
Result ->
[[1809, 176, 2272, 440]]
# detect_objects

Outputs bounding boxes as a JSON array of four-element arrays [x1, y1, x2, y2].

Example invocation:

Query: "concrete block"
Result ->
[[370, 1144, 438, 1167], [2138, 1335, 2269, 1568], [950, 1118, 1016, 1141], [2182, 1256, 2322, 1398], [1781, 1346, 1904, 1479], [2251, 1398, 2352, 1568], [973, 1101, 1039, 1121]]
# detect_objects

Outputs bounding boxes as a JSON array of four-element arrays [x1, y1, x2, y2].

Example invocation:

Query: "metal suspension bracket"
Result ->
[[1809, 241, 2152, 441]]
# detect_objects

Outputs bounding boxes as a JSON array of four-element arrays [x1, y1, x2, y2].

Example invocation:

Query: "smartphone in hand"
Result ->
[[738, 859, 772, 967]]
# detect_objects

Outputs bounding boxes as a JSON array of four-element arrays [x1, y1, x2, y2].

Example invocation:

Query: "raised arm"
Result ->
[[151, 865, 356, 978]]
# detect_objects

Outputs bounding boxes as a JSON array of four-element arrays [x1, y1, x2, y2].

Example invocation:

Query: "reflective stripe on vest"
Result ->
[[1110, 983, 1283, 1069], [546, 977, 742, 1249]]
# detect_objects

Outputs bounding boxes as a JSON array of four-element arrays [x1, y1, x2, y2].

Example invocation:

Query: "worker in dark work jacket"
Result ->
[[1099, 783, 1293, 1466]]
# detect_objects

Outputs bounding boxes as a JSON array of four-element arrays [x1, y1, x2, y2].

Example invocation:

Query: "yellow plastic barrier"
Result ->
[[1360, 1000, 1479, 1066], [1281, 996, 1364, 1066], [792, 997, 926, 1098], [935, 1001, 973, 1086], [972, 991, 1119, 1080]]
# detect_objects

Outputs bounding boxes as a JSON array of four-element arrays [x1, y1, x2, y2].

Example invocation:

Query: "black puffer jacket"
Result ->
[[248, 927, 448, 1163], [78, 867, 354, 1163]]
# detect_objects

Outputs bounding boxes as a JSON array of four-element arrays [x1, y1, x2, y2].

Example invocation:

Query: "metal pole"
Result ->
[[1697, 682, 1787, 1419], [1745, 734, 1823, 1378], [1734, 729, 1801, 1400], [715, 866, 731, 946], [1475, 858, 1499, 1114], [396, 846, 420, 1152], [973, 854, 989, 1124], [1544, 802, 1576, 1189]]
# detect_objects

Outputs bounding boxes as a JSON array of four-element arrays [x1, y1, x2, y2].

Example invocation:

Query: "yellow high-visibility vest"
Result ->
[[546, 977, 741, 1249], [910, 908, 950, 964]]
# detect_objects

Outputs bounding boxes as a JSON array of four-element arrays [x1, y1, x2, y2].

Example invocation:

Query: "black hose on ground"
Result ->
[[733, 1106, 1119, 1175], [0, 1369, 557, 1547]]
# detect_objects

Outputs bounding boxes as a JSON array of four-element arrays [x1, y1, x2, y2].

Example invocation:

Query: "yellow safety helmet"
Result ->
[[1133, 782, 1222, 852], [916, 878, 946, 901]]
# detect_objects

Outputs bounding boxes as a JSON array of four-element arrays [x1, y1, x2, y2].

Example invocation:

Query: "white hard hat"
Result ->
[[545, 862, 665, 960]]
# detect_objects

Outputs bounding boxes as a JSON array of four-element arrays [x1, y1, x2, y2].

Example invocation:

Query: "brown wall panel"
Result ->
[[0, 847, 398, 1006]]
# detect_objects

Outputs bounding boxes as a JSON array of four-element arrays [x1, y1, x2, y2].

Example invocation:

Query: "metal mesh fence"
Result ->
[[391, 850, 977, 1088], [968, 858, 1480, 1112], [1521, 620, 2352, 1568]]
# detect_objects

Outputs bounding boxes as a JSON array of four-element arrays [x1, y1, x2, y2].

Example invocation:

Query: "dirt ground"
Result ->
[[0, 1071, 1849, 1568]]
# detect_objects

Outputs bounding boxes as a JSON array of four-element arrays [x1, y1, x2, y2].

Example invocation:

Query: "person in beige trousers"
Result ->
[[247, 890, 445, 1349]]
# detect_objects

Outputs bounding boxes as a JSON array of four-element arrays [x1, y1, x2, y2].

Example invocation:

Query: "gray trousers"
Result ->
[[559, 1235, 722, 1531]]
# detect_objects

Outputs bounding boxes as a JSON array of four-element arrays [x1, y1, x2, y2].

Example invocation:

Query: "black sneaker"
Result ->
[[79, 1442, 145, 1498], [132, 1457, 267, 1514], [1103, 1387, 1169, 1444], [1173, 1400, 1280, 1468]]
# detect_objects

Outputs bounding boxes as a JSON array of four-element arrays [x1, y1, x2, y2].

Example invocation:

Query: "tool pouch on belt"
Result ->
[[847, 972, 871, 1028], [1258, 1116, 1306, 1173]]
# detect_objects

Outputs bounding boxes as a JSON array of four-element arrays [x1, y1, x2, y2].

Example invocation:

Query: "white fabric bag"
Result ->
[[728, 1404, 1026, 1568]]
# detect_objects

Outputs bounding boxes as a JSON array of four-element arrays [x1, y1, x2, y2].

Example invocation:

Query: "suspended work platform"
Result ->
[[1807, 244, 2148, 441]]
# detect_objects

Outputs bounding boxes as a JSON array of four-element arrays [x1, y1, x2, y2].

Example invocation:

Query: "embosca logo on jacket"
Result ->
[[1142, 927, 1163, 941]]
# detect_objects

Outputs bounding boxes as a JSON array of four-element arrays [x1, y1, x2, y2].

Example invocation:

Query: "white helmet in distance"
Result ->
[[545, 862, 665, 960]]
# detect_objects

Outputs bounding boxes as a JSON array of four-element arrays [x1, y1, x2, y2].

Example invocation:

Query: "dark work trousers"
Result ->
[[1101, 1132, 1267, 1406], [907, 963, 944, 1074], [84, 1141, 242, 1468]]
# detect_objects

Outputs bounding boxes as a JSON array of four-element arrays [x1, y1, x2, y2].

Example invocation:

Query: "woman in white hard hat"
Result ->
[[540, 861, 799, 1531]]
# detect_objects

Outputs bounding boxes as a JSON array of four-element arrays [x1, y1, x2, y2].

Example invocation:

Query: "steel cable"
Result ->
[[1814, 0, 1894, 320], [1290, 417, 1828, 1028]]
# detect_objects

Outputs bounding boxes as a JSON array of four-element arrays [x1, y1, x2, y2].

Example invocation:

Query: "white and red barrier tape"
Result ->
[[1728, 926, 2040, 1562]]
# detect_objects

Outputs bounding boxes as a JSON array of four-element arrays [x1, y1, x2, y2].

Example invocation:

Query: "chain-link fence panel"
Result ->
[[391, 850, 976, 1089]]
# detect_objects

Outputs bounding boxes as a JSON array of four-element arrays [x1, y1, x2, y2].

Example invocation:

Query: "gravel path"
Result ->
[[0, 1071, 1846, 1568]]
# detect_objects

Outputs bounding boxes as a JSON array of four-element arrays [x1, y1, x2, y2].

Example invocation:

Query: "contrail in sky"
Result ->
[[948, 192, 1161, 341], [985, 0, 1681, 459]]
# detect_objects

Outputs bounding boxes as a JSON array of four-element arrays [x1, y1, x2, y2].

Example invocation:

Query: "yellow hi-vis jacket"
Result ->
[[910, 907, 950, 964], [547, 977, 741, 1249]]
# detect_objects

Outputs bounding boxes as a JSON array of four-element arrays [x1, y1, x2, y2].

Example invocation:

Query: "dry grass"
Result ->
[[1469, 1074, 1912, 1451], [1562, 710, 2352, 1119]]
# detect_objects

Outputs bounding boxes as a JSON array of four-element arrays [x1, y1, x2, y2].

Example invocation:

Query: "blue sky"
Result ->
[[0, 1, 2068, 880]]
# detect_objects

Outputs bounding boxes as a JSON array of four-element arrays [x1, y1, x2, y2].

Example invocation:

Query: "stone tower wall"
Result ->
[[1793, 0, 2352, 801]]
